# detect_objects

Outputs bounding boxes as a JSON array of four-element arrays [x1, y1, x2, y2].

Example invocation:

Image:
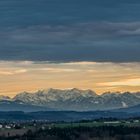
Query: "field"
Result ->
[[0, 119, 140, 138]]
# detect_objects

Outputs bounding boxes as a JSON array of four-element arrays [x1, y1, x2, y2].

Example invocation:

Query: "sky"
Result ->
[[0, 0, 140, 96]]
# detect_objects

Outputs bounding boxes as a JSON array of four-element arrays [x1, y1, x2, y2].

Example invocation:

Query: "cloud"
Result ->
[[0, 69, 27, 76], [0, 71, 14, 76], [33, 68, 79, 73], [2, 22, 140, 43], [0, 22, 140, 62], [0, 60, 140, 95], [1, 0, 140, 63], [98, 78, 140, 87]]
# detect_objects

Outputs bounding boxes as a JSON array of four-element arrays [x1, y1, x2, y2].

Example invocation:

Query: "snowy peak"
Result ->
[[101, 92, 119, 97], [39, 88, 96, 101], [0, 95, 11, 101], [13, 92, 33, 102], [13, 88, 97, 105], [2, 89, 140, 111], [134, 92, 140, 98]]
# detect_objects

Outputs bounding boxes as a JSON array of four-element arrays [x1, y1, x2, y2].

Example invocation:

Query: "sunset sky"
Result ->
[[0, 0, 140, 97]]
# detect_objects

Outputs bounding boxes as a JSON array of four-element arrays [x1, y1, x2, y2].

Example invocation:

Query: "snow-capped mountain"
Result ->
[[11, 89, 140, 111], [134, 92, 140, 98], [0, 95, 11, 101], [13, 88, 97, 109]]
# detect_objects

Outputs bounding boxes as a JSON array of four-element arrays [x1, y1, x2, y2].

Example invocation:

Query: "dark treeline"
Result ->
[[1, 125, 140, 140]]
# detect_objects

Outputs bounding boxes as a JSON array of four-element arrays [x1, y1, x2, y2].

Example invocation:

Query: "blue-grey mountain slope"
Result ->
[[0, 100, 52, 112]]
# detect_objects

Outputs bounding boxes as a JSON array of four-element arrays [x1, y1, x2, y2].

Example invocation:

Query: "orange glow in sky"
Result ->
[[0, 61, 140, 97]]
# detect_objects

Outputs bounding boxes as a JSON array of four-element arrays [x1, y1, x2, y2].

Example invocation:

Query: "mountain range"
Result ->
[[0, 88, 140, 112]]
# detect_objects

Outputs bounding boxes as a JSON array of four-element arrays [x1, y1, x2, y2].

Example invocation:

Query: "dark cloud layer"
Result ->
[[0, 0, 140, 62]]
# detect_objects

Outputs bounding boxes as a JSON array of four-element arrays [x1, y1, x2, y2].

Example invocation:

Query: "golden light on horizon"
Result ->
[[0, 61, 140, 97]]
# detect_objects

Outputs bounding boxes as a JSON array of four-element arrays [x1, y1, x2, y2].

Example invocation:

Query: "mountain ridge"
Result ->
[[0, 88, 140, 111]]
